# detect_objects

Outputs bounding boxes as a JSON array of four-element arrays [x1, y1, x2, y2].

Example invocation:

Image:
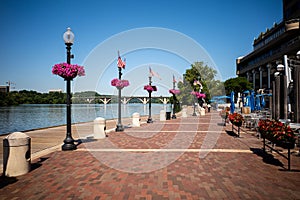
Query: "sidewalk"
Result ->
[[1, 109, 300, 199]]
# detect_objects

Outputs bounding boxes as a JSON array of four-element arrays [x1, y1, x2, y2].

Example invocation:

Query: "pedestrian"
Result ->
[[207, 104, 211, 112]]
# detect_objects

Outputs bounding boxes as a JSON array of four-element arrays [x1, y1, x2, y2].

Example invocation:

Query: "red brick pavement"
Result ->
[[1, 112, 300, 199]]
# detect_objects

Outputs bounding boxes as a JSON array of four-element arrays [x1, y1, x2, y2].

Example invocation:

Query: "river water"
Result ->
[[0, 104, 166, 135]]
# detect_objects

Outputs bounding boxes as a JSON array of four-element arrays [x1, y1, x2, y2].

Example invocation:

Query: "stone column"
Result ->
[[267, 64, 271, 89], [294, 66, 300, 122], [282, 75, 288, 119], [259, 66, 263, 89], [252, 69, 256, 90], [247, 72, 250, 82], [275, 76, 280, 120]]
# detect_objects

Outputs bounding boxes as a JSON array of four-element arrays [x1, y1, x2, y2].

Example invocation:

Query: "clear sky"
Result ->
[[0, 0, 282, 95]]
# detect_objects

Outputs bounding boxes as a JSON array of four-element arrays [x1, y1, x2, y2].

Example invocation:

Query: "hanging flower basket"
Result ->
[[111, 78, 129, 89], [191, 91, 206, 99], [258, 119, 296, 148], [169, 89, 180, 95], [52, 63, 85, 80], [144, 85, 157, 92], [228, 113, 244, 127]]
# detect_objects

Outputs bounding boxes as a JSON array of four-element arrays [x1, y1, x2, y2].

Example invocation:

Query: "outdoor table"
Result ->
[[279, 119, 291, 125]]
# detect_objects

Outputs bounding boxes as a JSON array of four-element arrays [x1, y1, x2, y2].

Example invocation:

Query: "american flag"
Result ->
[[117, 51, 126, 69], [149, 67, 161, 79]]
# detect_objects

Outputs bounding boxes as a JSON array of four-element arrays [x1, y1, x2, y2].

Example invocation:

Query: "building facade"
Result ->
[[0, 86, 10, 93], [236, 0, 300, 122]]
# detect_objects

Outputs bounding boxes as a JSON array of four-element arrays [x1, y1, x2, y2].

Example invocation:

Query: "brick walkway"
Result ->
[[1, 111, 300, 199]]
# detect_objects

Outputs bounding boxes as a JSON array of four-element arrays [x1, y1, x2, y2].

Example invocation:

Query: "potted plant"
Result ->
[[258, 119, 296, 149], [228, 113, 244, 127]]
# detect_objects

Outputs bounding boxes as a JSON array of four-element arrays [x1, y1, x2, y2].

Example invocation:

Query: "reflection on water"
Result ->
[[0, 104, 165, 135]]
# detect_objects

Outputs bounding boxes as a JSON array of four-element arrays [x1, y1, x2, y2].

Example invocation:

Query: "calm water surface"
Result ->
[[0, 104, 166, 135]]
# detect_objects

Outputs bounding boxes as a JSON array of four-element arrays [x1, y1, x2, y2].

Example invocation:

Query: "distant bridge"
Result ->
[[72, 96, 170, 105]]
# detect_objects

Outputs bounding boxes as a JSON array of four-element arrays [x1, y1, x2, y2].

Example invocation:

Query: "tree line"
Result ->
[[0, 90, 67, 106], [0, 90, 165, 106]]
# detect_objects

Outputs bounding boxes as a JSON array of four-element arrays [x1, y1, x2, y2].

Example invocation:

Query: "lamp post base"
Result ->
[[172, 114, 177, 119], [147, 118, 153, 123], [116, 124, 124, 132], [62, 135, 76, 151], [192, 112, 197, 116]]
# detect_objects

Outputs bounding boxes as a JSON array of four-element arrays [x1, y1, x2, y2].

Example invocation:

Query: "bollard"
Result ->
[[3, 132, 31, 177], [182, 108, 187, 118], [132, 112, 140, 127], [200, 108, 205, 116], [160, 110, 166, 121], [94, 117, 106, 139], [166, 104, 172, 120]]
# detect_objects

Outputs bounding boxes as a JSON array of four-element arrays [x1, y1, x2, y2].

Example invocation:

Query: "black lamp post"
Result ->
[[192, 90, 197, 116], [172, 79, 177, 119], [192, 75, 201, 117], [62, 27, 76, 151], [147, 75, 153, 123], [116, 60, 124, 132]]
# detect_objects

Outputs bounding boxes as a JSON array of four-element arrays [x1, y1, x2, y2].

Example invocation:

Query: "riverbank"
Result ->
[[0, 103, 166, 135]]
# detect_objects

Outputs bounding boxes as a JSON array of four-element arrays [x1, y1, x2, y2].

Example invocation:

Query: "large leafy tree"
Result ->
[[177, 61, 221, 105], [224, 77, 252, 95]]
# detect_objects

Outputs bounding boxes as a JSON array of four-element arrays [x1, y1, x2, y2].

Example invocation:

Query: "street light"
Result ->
[[147, 74, 153, 123], [62, 27, 76, 151], [116, 57, 124, 132], [192, 75, 201, 116], [171, 77, 177, 119]]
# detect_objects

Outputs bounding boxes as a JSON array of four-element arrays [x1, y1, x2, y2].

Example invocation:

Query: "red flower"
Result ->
[[258, 119, 296, 143]]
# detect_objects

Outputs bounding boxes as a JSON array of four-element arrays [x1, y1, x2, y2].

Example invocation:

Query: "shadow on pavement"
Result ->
[[225, 130, 238, 137], [76, 138, 97, 145], [0, 175, 17, 189], [250, 148, 284, 168], [31, 157, 49, 172]]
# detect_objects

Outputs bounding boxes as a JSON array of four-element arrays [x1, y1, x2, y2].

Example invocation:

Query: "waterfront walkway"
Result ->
[[1, 109, 300, 199]]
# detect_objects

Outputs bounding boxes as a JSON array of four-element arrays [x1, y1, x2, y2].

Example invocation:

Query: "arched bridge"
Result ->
[[72, 96, 170, 105]]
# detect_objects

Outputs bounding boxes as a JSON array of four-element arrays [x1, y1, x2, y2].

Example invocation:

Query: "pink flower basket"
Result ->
[[52, 63, 85, 80]]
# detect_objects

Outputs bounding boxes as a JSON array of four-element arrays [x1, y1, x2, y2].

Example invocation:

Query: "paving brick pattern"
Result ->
[[1, 111, 300, 199]]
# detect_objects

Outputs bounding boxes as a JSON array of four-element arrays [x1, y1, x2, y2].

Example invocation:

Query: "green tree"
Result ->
[[177, 61, 220, 105], [224, 77, 252, 95]]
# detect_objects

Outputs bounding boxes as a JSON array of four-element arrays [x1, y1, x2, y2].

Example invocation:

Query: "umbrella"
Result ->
[[245, 96, 250, 107], [230, 91, 235, 113], [250, 91, 255, 112], [261, 95, 266, 108], [213, 95, 230, 99], [255, 96, 261, 110]]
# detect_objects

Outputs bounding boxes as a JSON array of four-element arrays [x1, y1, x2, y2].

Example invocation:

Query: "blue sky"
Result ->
[[0, 0, 282, 95]]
